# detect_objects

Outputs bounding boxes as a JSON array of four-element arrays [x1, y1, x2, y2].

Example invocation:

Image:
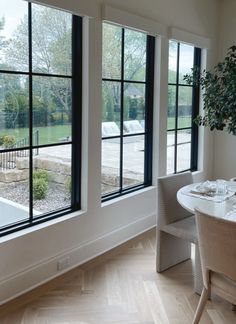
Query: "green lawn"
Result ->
[[0, 125, 71, 146], [167, 116, 192, 129], [0, 118, 191, 146]]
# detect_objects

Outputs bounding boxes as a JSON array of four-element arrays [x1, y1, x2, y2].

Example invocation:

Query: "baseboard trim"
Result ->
[[0, 212, 156, 305]]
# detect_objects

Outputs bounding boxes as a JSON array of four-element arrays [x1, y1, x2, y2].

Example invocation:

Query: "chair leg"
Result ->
[[156, 230, 191, 272], [192, 287, 209, 324], [193, 245, 204, 295]]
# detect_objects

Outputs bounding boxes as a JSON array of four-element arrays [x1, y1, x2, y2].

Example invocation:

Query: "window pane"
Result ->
[[178, 86, 192, 128], [123, 83, 145, 133], [102, 138, 120, 195], [102, 81, 121, 133], [167, 130, 175, 174], [167, 145, 175, 174], [32, 4, 72, 75], [168, 40, 177, 83], [123, 135, 144, 188], [177, 143, 191, 172], [0, 0, 29, 72], [0, 150, 29, 227], [167, 130, 175, 146], [33, 76, 71, 145], [167, 41, 199, 175], [102, 23, 153, 199], [0, 74, 29, 150], [0, 4, 82, 234], [102, 24, 122, 80], [177, 129, 191, 144], [33, 145, 71, 216], [124, 29, 146, 82], [167, 85, 176, 130], [179, 43, 194, 84]]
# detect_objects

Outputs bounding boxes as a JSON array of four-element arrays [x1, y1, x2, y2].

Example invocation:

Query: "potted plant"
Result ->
[[184, 45, 236, 135]]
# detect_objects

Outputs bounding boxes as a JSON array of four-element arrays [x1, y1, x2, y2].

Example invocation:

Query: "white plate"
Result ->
[[227, 185, 236, 193], [194, 182, 216, 193], [224, 210, 236, 221], [193, 184, 206, 193]]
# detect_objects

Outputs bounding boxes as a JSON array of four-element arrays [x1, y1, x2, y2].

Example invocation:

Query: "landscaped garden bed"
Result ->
[[0, 181, 70, 213]]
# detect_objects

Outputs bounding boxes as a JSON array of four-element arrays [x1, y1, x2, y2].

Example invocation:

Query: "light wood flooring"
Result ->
[[0, 228, 236, 323]]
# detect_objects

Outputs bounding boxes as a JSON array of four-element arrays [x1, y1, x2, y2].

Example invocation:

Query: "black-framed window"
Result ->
[[0, 1, 82, 236], [167, 40, 201, 174], [101, 23, 155, 201]]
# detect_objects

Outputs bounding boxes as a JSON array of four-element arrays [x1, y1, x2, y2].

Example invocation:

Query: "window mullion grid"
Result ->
[[0, 7, 83, 236], [102, 77, 145, 85], [119, 28, 125, 193], [168, 82, 191, 87], [191, 47, 201, 171], [102, 26, 153, 201], [0, 69, 73, 79], [144, 35, 154, 184], [28, 2, 33, 222], [71, 15, 82, 210], [174, 43, 180, 173]]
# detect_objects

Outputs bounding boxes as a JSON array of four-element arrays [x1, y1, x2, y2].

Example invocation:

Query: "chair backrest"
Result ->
[[195, 210, 236, 287], [157, 172, 193, 227]]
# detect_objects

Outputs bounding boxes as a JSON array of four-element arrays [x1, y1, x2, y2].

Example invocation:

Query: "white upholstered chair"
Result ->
[[156, 172, 203, 294], [193, 210, 236, 324]]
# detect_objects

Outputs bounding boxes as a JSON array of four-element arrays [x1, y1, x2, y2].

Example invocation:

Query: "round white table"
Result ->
[[177, 182, 236, 220]]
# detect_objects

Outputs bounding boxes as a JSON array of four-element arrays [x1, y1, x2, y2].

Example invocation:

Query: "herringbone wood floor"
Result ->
[[0, 228, 236, 323]]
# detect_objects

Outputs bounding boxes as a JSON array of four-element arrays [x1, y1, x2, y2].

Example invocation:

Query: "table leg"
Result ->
[[194, 245, 204, 295]]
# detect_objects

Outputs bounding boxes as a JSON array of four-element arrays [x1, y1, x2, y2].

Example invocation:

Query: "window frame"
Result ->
[[167, 41, 201, 174], [101, 24, 155, 201], [0, 3, 82, 237]]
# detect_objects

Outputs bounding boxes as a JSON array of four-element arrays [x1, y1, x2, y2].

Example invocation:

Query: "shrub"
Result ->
[[33, 170, 49, 200], [0, 135, 6, 146], [33, 170, 48, 182], [33, 178, 48, 200], [50, 112, 69, 125], [0, 135, 16, 148], [65, 177, 71, 193]]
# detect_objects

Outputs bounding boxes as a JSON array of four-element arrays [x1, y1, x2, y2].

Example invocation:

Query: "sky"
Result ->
[[0, 1, 194, 75], [0, 0, 27, 38], [169, 41, 194, 74]]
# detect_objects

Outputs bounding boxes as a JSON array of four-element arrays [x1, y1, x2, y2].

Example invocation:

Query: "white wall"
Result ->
[[0, 0, 219, 304], [213, 0, 236, 179]]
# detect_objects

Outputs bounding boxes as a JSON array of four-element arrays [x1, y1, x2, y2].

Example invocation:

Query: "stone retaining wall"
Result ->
[[0, 155, 71, 185], [0, 155, 142, 190]]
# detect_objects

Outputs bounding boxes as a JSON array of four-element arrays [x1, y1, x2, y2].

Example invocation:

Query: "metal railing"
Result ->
[[0, 130, 39, 171]]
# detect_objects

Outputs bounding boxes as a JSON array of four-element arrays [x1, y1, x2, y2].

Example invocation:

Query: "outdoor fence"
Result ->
[[0, 130, 39, 171]]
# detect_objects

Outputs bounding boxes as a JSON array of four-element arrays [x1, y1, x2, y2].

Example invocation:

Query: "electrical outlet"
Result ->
[[57, 257, 70, 271]]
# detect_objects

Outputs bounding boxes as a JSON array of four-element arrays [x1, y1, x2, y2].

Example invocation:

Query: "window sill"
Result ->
[[0, 209, 86, 244], [101, 185, 156, 208]]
